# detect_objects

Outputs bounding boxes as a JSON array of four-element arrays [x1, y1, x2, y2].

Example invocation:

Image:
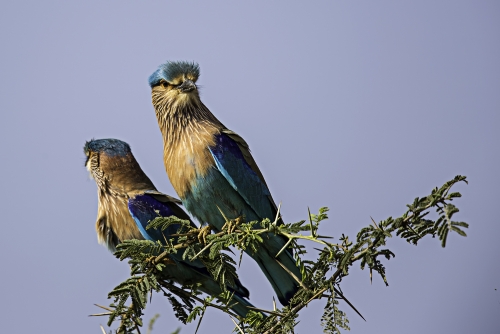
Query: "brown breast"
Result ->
[[163, 120, 220, 198]]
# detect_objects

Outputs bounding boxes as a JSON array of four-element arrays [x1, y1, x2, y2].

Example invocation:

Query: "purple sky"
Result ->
[[1, 1, 499, 333]]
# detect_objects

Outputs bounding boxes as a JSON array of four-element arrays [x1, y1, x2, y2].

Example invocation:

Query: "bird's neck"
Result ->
[[99, 154, 157, 197], [153, 99, 222, 198], [96, 188, 143, 250]]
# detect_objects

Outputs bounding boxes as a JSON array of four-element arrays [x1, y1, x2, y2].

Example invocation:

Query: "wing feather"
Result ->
[[127, 193, 206, 269], [209, 130, 279, 220]]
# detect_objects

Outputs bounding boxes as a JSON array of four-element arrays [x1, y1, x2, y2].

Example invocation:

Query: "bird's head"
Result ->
[[84, 139, 132, 188], [149, 61, 202, 113], [84, 138, 155, 194]]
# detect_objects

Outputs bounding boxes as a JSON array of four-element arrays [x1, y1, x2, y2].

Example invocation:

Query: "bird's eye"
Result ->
[[160, 81, 169, 88]]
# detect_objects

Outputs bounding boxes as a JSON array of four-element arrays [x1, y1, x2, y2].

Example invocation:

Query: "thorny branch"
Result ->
[[98, 175, 468, 333]]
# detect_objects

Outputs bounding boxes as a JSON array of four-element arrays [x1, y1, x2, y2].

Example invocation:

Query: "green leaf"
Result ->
[[450, 226, 467, 237]]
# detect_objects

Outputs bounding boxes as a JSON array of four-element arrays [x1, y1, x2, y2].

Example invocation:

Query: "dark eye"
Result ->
[[159, 80, 169, 88]]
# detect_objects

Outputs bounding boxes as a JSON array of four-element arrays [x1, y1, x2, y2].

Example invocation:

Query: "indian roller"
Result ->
[[148, 61, 301, 305], [84, 138, 255, 317]]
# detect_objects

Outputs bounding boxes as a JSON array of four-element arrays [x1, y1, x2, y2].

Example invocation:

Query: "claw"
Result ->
[[197, 225, 212, 244], [147, 256, 175, 267], [222, 216, 244, 233]]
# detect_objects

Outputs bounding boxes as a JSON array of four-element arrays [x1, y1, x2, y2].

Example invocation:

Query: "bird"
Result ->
[[84, 138, 255, 317], [148, 61, 301, 305]]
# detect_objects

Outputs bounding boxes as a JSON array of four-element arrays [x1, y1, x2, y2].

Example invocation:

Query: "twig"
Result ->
[[246, 306, 284, 317]]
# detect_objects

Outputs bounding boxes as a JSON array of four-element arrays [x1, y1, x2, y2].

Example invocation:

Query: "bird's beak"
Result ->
[[177, 79, 197, 93], [85, 154, 90, 169]]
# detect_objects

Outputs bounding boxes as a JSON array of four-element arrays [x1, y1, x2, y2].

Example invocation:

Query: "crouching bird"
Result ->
[[148, 61, 301, 305], [84, 138, 254, 317]]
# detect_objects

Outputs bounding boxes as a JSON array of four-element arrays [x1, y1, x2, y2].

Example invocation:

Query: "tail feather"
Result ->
[[229, 293, 257, 318], [198, 280, 255, 318], [160, 260, 256, 318], [254, 243, 301, 305]]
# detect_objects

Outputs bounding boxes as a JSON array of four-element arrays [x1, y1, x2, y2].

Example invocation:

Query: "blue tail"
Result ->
[[254, 235, 301, 305]]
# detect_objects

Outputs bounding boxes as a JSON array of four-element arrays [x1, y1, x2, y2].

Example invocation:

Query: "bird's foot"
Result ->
[[146, 255, 175, 267], [222, 216, 244, 233], [197, 225, 213, 244]]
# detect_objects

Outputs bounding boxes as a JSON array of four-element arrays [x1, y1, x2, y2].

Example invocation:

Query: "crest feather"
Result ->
[[148, 61, 200, 87]]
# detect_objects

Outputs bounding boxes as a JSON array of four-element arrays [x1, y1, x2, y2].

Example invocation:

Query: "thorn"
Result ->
[[238, 250, 243, 268], [275, 237, 293, 258], [191, 241, 213, 261], [89, 312, 112, 317], [230, 316, 245, 334], [334, 287, 366, 321], [216, 205, 229, 222], [308, 207, 316, 237], [94, 304, 114, 312], [194, 307, 206, 334], [273, 202, 282, 226], [276, 260, 308, 290]]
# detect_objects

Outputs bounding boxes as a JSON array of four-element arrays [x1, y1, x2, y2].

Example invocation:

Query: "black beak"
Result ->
[[178, 79, 197, 93]]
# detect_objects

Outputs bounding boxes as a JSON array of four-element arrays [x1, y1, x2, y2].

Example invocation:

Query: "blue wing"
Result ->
[[208, 131, 301, 305], [127, 193, 208, 269], [128, 193, 193, 241], [208, 131, 277, 221]]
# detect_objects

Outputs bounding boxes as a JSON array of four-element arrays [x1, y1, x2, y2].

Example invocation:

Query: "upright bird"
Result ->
[[148, 61, 301, 305], [84, 138, 254, 317]]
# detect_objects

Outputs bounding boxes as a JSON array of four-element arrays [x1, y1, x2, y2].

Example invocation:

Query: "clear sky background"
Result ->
[[1, 1, 499, 333]]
